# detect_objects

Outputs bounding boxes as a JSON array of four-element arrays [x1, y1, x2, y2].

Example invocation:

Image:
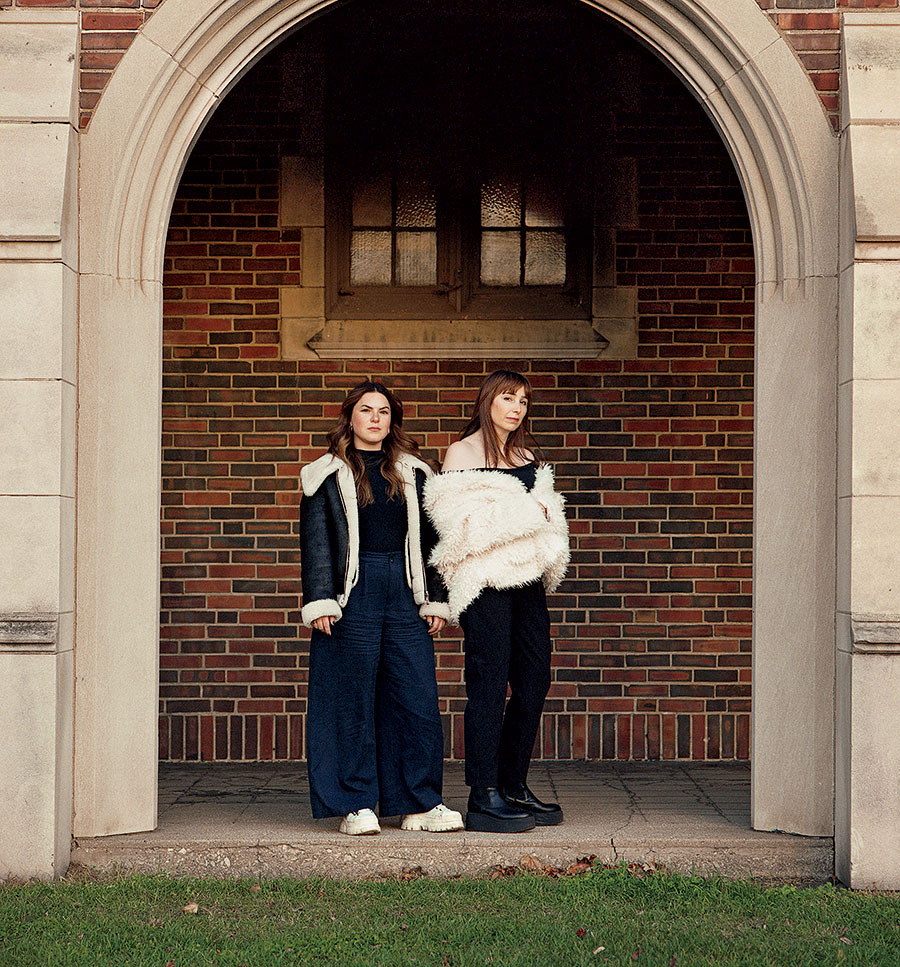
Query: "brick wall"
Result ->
[[4, 0, 891, 130], [158, 25, 755, 764]]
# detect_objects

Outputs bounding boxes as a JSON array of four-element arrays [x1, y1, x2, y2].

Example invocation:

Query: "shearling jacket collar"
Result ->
[[300, 451, 433, 496]]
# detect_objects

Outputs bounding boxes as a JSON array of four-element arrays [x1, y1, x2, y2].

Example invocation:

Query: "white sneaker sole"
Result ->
[[339, 818, 381, 836], [400, 814, 464, 833]]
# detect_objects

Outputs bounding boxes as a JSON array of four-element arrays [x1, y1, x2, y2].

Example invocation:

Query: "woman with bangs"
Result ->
[[424, 370, 570, 832], [300, 380, 462, 836]]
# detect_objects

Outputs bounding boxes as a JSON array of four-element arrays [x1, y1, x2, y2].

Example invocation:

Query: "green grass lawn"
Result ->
[[1, 865, 898, 967]]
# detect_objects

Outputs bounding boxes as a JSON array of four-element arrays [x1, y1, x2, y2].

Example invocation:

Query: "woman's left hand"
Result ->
[[425, 615, 446, 636]]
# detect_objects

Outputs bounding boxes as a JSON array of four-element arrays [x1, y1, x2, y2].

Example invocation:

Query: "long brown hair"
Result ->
[[460, 370, 539, 468], [327, 380, 420, 506]]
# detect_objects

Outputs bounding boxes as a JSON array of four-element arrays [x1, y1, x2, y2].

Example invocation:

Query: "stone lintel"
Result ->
[[298, 316, 616, 360]]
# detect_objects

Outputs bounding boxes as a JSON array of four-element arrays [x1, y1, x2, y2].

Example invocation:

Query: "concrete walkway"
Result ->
[[71, 762, 834, 883]]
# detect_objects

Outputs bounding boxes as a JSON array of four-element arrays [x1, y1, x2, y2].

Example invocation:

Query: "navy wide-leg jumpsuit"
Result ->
[[305, 449, 444, 819]]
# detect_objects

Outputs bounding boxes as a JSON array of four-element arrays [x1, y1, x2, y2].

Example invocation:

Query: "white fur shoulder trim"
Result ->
[[399, 453, 434, 478], [300, 453, 344, 496], [426, 466, 532, 497]]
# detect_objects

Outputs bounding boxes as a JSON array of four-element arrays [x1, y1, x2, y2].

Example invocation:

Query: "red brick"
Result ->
[[777, 12, 839, 29], [82, 12, 144, 29], [81, 31, 138, 50]]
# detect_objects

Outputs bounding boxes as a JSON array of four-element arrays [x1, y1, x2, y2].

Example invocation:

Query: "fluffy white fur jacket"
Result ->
[[423, 465, 570, 623]]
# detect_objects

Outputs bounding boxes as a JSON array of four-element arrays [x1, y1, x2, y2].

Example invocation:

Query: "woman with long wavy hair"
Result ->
[[424, 370, 570, 832], [299, 380, 462, 835]]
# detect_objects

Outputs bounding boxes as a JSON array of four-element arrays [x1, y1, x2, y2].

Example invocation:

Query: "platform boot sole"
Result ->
[[532, 811, 564, 826], [465, 811, 536, 833]]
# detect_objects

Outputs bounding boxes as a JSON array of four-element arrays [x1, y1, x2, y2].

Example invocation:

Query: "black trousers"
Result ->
[[459, 581, 552, 788]]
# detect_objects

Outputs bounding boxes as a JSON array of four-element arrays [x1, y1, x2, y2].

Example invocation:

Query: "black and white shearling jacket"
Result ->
[[423, 465, 570, 624], [299, 452, 450, 629]]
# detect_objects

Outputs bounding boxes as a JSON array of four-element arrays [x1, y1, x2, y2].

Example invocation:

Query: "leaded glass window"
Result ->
[[480, 176, 567, 286], [350, 166, 437, 286], [322, 1, 597, 321]]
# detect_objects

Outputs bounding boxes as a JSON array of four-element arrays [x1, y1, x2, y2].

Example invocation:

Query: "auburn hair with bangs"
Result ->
[[460, 369, 539, 468]]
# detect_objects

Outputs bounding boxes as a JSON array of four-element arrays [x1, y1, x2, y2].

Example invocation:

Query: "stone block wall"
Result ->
[[0, 0, 885, 130], [158, 31, 755, 763]]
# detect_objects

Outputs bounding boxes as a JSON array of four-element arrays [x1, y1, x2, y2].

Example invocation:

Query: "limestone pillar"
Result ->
[[0, 10, 79, 879], [836, 12, 900, 889]]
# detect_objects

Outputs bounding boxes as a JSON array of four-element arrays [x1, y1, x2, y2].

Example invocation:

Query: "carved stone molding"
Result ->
[[850, 614, 900, 655], [0, 613, 59, 653]]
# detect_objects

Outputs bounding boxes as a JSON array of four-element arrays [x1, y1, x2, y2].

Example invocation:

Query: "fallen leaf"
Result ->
[[576, 928, 587, 937], [490, 864, 518, 878], [520, 854, 543, 873], [182, 902, 199, 915], [631, 948, 642, 961], [250, 883, 261, 893], [840, 937, 853, 945], [399, 866, 426, 881], [399, 923, 408, 931], [593, 947, 606, 955], [668, 957, 676, 967]]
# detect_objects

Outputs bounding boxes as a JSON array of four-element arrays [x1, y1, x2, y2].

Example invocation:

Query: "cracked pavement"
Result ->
[[71, 762, 833, 882]]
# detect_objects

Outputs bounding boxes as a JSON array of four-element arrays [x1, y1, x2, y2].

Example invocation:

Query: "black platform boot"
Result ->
[[499, 783, 564, 826], [465, 786, 536, 833]]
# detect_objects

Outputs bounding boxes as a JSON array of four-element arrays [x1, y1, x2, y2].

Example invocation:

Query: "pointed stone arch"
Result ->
[[74, 0, 838, 841]]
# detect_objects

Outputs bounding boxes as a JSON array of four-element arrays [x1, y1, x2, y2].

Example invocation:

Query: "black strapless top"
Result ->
[[494, 463, 536, 491]]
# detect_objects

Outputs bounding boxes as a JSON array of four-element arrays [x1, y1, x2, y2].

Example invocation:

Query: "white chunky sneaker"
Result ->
[[400, 802, 464, 832], [339, 808, 381, 836]]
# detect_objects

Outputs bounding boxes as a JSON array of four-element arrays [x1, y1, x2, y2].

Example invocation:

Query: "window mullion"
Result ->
[[519, 181, 526, 287], [390, 171, 397, 286]]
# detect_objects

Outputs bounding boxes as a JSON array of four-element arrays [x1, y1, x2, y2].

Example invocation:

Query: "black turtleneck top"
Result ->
[[356, 449, 407, 552]]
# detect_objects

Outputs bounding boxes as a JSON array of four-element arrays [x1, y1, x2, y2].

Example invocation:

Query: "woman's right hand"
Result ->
[[311, 615, 335, 635]]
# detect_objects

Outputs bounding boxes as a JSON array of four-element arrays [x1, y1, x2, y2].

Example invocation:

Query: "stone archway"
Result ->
[[73, 0, 838, 844]]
